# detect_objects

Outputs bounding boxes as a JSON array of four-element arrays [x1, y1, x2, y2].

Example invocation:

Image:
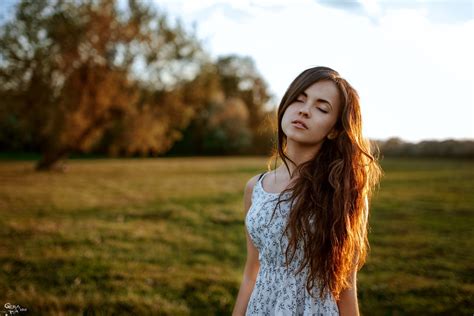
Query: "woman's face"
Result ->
[[281, 80, 341, 146]]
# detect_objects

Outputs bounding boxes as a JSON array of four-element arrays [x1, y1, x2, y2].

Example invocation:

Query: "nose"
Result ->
[[298, 102, 310, 117]]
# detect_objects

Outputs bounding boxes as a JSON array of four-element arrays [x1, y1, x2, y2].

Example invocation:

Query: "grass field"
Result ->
[[0, 156, 472, 315]]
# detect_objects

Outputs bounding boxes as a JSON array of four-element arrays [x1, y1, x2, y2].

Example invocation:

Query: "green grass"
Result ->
[[0, 156, 472, 315]]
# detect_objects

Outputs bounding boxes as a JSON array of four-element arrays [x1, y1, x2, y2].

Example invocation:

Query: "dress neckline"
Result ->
[[258, 171, 291, 196]]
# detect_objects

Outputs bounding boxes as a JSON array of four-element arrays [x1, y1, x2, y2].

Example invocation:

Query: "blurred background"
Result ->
[[0, 0, 472, 315]]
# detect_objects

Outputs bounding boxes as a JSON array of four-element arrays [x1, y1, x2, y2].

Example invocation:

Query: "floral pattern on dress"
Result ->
[[245, 172, 340, 316]]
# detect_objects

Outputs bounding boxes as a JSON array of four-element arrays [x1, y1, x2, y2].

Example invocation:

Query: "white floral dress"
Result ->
[[245, 171, 340, 316]]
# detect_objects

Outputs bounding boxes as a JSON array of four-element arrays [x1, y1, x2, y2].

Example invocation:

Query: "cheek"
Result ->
[[281, 109, 292, 126], [306, 117, 336, 138], [328, 114, 340, 129]]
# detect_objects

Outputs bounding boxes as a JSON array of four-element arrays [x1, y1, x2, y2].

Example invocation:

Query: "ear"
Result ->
[[327, 129, 339, 140]]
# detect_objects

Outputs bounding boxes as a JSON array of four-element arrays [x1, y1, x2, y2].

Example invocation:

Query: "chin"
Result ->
[[286, 135, 310, 143]]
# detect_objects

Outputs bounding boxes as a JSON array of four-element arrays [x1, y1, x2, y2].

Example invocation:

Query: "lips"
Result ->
[[292, 120, 308, 129]]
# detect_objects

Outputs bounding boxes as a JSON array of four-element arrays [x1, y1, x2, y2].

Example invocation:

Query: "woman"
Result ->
[[232, 66, 383, 315]]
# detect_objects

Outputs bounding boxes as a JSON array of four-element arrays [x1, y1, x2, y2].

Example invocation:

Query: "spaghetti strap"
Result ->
[[257, 172, 266, 181]]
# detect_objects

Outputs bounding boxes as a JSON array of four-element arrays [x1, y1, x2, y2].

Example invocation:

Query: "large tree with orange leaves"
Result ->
[[0, 0, 207, 170]]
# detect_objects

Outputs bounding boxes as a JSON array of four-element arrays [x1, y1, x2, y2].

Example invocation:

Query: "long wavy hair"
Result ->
[[267, 66, 383, 301]]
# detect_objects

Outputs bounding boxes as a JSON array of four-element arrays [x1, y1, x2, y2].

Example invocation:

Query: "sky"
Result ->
[[151, 0, 474, 142], [1, 0, 473, 142]]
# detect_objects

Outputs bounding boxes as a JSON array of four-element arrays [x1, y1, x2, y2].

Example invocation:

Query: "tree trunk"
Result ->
[[35, 148, 71, 172], [35, 115, 108, 171]]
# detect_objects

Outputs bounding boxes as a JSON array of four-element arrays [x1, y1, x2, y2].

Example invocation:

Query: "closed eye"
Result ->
[[318, 108, 328, 113], [295, 93, 306, 103]]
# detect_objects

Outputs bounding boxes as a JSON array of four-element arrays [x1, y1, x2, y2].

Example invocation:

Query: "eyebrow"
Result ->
[[300, 92, 333, 110]]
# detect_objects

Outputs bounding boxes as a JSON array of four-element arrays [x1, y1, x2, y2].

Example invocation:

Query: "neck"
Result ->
[[281, 140, 323, 178]]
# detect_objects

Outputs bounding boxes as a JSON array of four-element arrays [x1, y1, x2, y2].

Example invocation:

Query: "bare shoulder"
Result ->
[[243, 173, 262, 212], [245, 173, 261, 194]]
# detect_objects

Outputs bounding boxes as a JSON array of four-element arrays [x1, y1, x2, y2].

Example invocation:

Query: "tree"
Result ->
[[167, 55, 275, 156], [204, 97, 252, 154], [0, 0, 206, 170], [216, 55, 271, 132], [216, 55, 275, 154]]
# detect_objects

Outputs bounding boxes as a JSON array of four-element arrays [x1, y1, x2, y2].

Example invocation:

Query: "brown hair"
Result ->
[[268, 66, 383, 301]]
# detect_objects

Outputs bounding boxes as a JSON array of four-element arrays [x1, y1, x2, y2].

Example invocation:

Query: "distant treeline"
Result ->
[[165, 136, 474, 158], [373, 137, 474, 159]]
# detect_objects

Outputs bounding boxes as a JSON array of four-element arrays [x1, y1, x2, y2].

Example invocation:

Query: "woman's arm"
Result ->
[[336, 269, 360, 316], [232, 176, 261, 316], [337, 194, 369, 315]]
